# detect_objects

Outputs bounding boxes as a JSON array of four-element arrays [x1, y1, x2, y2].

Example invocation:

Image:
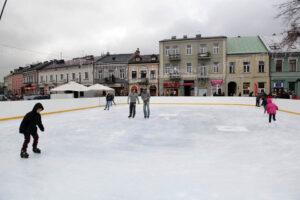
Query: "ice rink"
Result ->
[[0, 104, 300, 200]]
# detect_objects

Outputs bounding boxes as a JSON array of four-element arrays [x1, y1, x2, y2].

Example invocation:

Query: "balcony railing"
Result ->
[[198, 52, 211, 60], [138, 78, 148, 85], [169, 54, 181, 61], [169, 72, 181, 80]]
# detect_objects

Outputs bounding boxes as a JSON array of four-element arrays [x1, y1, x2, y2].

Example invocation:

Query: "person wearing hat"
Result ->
[[19, 103, 45, 158]]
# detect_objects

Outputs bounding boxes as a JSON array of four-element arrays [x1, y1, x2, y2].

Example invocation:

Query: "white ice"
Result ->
[[0, 104, 300, 200]]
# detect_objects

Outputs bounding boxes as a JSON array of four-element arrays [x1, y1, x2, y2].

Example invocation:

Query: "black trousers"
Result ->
[[269, 114, 276, 123], [21, 133, 39, 152], [256, 100, 260, 107], [129, 102, 136, 117]]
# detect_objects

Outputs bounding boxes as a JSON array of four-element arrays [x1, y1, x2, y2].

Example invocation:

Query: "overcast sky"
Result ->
[[0, 0, 287, 81]]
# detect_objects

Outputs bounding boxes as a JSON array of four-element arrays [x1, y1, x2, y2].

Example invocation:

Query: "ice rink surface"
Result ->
[[0, 104, 300, 200]]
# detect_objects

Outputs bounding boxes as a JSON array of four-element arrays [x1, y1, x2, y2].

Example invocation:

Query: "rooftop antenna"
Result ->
[[0, 0, 8, 21]]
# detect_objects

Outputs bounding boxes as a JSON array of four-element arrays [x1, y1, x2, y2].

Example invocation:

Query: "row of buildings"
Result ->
[[3, 34, 300, 97]]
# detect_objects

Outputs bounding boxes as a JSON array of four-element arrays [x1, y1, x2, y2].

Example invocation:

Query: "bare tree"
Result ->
[[276, 0, 300, 47]]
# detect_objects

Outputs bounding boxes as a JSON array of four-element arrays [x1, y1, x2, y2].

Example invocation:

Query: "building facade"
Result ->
[[260, 35, 300, 97], [12, 67, 25, 95], [159, 34, 227, 96], [226, 36, 270, 96], [4, 72, 13, 95], [38, 56, 96, 95], [94, 53, 134, 96], [128, 49, 159, 96]]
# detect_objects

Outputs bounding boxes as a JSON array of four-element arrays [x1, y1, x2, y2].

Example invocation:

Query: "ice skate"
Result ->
[[20, 151, 29, 158], [33, 148, 41, 154]]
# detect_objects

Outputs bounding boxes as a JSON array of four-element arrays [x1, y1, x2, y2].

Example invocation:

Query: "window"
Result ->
[[55, 75, 57, 82], [213, 62, 219, 73], [276, 60, 282, 72], [243, 62, 250, 73], [72, 73, 75, 80], [150, 70, 156, 79], [186, 63, 192, 73], [98, 70, 103, 79], [85, 72, 89, 80], [186, 45, 192, 55], [258, 82, 265, 93], [165, 46, 170, 56], [200, 64, 207, 76], [172, 46, 179, 55], [259, 61, 265, 73], [213, 44, 219, 54], [165, 63, 170, 74], [200, 44, 207, 53], [78, 73, 81, 82], [120, 69, 125, 79], [289, 82, 296, 92], [109, 70, 114, 78], [141, 70, 147, 78], [173, 64, 179, 73], [40, 76, 43, 83], [289, 59, 296, 72], [60, 74, 63, 80], [135, 57, 141, 62], [132, 71, 137, 79], [243, 82, 250, 95], [229, 62, 235, 73], [50, 75, 53, 82]]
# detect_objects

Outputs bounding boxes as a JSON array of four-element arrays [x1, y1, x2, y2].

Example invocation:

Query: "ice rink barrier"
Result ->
[[0, 97, 299, 121]]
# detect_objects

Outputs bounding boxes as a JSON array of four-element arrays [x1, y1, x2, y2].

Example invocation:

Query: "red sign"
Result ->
[[210, 80, 223, 85], [183, 83, 195, 86], [164, 83, 180, 88], [25, 87, 37, 90]]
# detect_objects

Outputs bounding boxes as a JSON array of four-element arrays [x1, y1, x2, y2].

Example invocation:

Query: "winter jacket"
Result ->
[[127, 93, 139, 103], [261, 98, 268, 107], [19, 103, 45, 135], [266, 99, 278, 114], [106, 95, 113, 101], [141, 91, 150, 102]]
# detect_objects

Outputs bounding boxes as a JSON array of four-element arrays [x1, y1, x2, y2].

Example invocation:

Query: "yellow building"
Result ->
[[128, 49, 159, 96], [226, 37, 270, 96]]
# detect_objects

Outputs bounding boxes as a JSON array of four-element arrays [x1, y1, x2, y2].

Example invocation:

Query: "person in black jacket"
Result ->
[[104, 93, 112, 110], [19, 103, 45, 158]]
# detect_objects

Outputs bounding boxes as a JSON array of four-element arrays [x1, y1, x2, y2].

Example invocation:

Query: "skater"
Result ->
[[256, 93, 262, 107], [104, 93, 112, 110], [19, 103, 45, 158], [141, 88, 150, 118], [266, 99, 278, 124], [261, 96, 268, 114], [127, 89, 139, 118], [110, 93, 116, 106]]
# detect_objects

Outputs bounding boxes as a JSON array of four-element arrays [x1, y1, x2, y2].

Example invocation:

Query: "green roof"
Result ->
[[227, 36, 268, 54]]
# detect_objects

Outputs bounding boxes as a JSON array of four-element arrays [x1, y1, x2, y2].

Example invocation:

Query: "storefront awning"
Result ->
[[210, 80, 223, 85], [164, 83, 180, 88]]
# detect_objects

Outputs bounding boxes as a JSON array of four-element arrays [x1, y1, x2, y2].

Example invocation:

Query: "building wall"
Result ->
[[159, 37, 227, 96], [226, 54, 270, 96], [128, 63, 159, 96], [12, 73, 24, 95], [4, 74, 13, 95], [38, 64, 93, 94], [269, 54, 300, 97]]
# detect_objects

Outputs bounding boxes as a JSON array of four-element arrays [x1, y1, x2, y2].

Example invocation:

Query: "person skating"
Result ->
[[19, 103, 45, 158], [261, 96, 268, 114], [141, 88, 150, 118], [256, 93, 262, 107], [110, 93, 116, 106], [266, 99, 278, 124], [127, 89, 140, 118], [104, 93, 112, 110]]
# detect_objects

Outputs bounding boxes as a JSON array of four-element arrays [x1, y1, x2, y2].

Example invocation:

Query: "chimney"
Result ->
[[196, 34, 201, 39], [183, 35, 187, 39]]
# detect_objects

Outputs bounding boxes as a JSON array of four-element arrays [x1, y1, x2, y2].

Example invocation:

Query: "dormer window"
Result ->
[[151, 56, 156, 61], [136, 57, 141, 62]]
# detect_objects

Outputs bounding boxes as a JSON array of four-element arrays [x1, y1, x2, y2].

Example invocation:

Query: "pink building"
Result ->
[[12, 68, 25, 95]]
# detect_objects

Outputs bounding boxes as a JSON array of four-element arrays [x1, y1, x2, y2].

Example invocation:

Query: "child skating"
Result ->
[[19, 103, 45, 158], [266, 99, 278, 124]]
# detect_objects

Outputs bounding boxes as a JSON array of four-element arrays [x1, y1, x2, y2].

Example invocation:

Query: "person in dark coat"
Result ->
[[104, 93, 112, 110], [256, 93, 262, 107], [261, 96, 268, 114], [19, 103, 45, 158]]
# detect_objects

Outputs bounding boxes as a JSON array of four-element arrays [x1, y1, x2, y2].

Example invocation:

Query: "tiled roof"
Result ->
[[260, 35, 300, 53], [129, 54, 159, 64], [96, 54, 134, 64], [227, 36, 268, 54]]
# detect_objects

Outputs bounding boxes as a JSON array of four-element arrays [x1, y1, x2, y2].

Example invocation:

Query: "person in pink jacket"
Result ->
[[266, 99, 278, 123]]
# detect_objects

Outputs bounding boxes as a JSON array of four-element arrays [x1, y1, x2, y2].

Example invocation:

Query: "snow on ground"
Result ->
[[0, 104, 299, 200]]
